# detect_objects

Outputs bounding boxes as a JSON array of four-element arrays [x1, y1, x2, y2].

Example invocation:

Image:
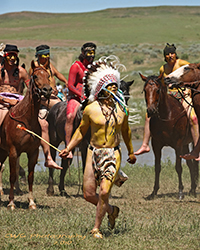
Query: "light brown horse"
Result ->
[[0, 60, 52, 210], [141, 72, 199, 200]]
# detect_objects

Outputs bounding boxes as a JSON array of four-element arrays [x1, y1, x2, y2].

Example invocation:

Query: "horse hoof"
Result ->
[[15, 189, 23, 195], [20, 176, 26, 185], [46, 188, 54, 196], [146, 193, 155, 200], [189, 190, 197, 198], [178, 193, 184, 200], [7, 204, 16, 211], [29, 204, 37, 210], [60, 190, 70, 197]]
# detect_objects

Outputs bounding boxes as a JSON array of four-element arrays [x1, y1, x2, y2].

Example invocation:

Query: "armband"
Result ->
[[25, 79, 30, 87]]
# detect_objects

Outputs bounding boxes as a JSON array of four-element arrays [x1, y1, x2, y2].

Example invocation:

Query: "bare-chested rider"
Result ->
[[31, 45, 68, 109], [135, 43, 199, 156], [30, 45, 68, 169], [59, 59, 136, 239], [0, 44, 62, 170], [64, 42, 96, 158]]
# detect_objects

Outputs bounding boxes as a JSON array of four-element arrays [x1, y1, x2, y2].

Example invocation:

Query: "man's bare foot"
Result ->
[[44, 159, 63, 170], [180, 151, 200, 161], [66, 151, 73, 159], [134, 145, 150, 155]]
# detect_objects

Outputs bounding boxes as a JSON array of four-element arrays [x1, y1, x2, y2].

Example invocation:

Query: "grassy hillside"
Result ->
[[1, 6, 200, 129], [1, 6, 200, 45]]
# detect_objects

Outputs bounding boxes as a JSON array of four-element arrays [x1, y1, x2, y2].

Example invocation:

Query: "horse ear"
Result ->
[[128, 80, 134, 86], [31, 60, 35, 70], [158, 72, 163, 80], [196, 63, 200, 70], [139, 73, 147, 82]]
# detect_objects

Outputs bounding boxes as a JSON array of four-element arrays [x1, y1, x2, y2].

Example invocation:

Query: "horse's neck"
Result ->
[[11, 88, 41, 124], [158, 87, 171, 116]]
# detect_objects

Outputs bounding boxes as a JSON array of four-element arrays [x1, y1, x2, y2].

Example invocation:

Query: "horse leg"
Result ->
[[0, 149, 8, 196], [7, 149, 18, 210], [183, 145, 199, 197], [46, 147, 56, 196], [80, 136, 89, 174], [27, 150, 39, 209], [58, 158, 71, 197], [0, 163, 5, 196], [175, 149, 184, 200], [19, 164, 26, 184], [147, 139, 162, 200], [14, 158, 23, 195]]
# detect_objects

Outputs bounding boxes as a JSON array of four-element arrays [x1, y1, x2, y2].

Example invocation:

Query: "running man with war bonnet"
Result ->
[[59, 59, 136, 239]]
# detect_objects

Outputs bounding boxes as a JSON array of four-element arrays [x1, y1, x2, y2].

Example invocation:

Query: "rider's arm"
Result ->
[[68, 63, 83, 98], [50, 63, 68, 88], [59, 106, 90, 158], [20, 66, 30, 87], [121, 111, 136, 164]]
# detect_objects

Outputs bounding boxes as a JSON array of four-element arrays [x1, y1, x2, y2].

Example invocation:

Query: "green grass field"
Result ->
[[0, 159, 200, 250]]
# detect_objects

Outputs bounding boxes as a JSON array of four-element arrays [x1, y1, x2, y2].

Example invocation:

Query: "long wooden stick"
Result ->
[[16, 124, 61, 153]]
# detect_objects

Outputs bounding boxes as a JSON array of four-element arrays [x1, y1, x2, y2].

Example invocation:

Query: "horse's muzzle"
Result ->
[[41, 86, 53, 99], [147, 107, 158, 118]]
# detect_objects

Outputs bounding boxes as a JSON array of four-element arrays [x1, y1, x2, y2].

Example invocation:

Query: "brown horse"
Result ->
[[140, 72, 199, 200], [0, 60, 52, 210], [165, 63, 200, 160]]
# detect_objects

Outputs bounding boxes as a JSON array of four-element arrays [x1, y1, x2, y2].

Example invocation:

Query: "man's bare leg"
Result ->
[[134, 116, 151, 155], [93, 178, 113, 230], [65, 101, 80, 159], [39, 118, 62, 170], [180, 102, 200, 160], [64, 121, 73, 159]]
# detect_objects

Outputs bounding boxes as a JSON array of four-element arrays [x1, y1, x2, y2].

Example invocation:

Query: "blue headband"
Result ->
[[36, 49, 50, 56]]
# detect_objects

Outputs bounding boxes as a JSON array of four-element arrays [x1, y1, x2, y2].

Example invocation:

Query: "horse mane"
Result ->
[[187, 63, 200, 70], [144, 75, 162, 88]]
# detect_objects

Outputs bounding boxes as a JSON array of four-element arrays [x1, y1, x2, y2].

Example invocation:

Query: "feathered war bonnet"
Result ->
[[83, 55, 128, 114]]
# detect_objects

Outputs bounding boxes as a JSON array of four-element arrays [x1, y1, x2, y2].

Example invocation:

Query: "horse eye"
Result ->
[[33, 75, 37, 80]]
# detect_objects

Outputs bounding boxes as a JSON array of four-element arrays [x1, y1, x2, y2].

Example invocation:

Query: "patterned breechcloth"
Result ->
[[90, 145, 118, 185]]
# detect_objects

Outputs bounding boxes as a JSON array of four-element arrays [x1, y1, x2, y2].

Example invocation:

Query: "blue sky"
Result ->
[[0, 0, 199, 15]]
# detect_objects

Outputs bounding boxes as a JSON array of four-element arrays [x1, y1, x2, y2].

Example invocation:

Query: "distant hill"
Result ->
[[0, 6, 200, 47], [1, 6, 200, 104]]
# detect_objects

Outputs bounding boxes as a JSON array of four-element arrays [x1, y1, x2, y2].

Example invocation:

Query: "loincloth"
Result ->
[[0, 92, 24, 125], [0, 92, 24, 103], [89, 145, 119, 186], [168, 89, 191, 103]]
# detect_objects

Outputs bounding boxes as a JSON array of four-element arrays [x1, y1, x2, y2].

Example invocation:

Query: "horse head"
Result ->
[[165, 63, 200, 89], [120, 79, 134, 104], [140, 72, 163, 118], [30, 60, 52, 100]]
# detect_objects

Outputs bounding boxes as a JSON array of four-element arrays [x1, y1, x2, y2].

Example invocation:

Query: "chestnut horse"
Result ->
[[0, 60, 52, 210], [46, 80, 134, 196], [165, 63, 200, 160], [140, 73, 198, 200]]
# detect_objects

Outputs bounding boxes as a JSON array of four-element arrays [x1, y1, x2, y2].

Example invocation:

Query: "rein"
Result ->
[[9, 66, 49, 121], [147, 81, 187, 122]]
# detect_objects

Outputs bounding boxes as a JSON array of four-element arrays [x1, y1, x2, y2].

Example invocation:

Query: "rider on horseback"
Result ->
[[135, 43, 199, 156], [64, 42, 96, 158], [31, 44, 68, 109]]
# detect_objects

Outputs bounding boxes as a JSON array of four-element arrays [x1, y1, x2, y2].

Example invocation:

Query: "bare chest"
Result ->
[[0, 70, 21, 91]]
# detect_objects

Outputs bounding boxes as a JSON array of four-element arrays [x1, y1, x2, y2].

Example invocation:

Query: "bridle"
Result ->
[[9, 66, 52, 121], [144, 77, 186, 122]]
